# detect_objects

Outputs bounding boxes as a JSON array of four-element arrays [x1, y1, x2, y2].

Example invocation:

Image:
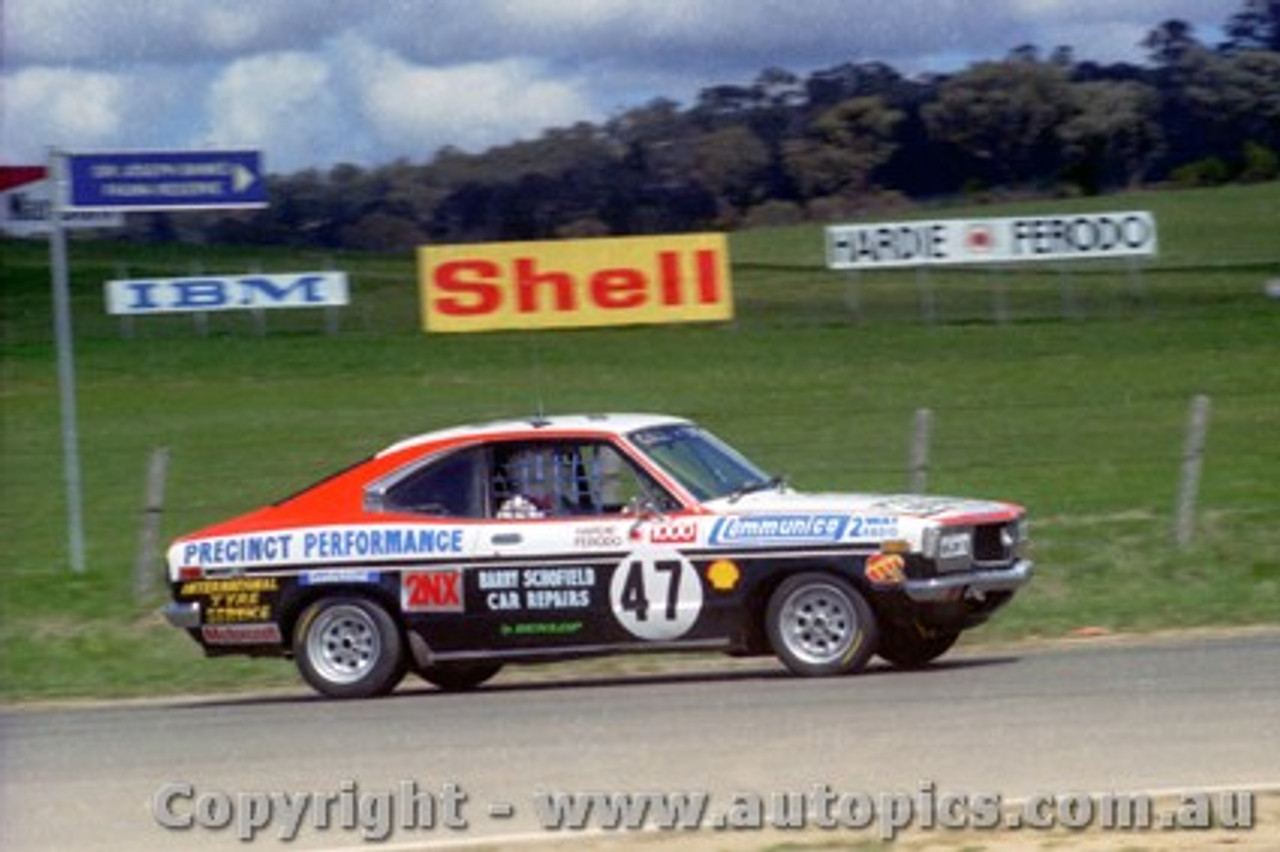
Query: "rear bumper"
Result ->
[[163, 600, 201, 630], [902, 559, 1034, 603]]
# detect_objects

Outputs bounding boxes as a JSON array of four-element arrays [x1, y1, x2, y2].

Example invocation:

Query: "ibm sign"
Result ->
[[106, 272, 349, 315]]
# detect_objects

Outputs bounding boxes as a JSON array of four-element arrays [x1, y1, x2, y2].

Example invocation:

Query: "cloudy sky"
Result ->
[[3, 0, 1241, 174]]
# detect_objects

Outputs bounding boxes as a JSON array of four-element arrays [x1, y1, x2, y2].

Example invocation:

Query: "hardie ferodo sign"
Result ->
[[825, 211, 1157, 270]]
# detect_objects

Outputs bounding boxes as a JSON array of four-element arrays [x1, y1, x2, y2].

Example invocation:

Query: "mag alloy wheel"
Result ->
[[766, 573, 877, 677], [294, 597, 407, 699]]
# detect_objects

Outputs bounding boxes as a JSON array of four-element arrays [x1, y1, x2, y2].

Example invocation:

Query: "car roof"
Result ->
[[376, 412, 691, 457]]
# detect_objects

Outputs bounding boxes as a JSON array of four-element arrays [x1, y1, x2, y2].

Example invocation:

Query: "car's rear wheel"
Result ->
[[293, 597, 407, 699], [417, 660, 504, 691], [766, 573, 877, 676], [877, 625, 960, 669]]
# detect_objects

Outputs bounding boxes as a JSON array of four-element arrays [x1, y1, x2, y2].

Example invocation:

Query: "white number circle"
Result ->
[[609, 550, 703, 640]]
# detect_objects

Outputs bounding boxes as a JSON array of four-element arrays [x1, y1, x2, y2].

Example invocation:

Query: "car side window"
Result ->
[[490, 440, 678, 519], [382, 447, 485, 517]]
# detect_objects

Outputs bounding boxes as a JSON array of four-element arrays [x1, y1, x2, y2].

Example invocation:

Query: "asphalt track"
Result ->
[[2, 630, 1277, 851]]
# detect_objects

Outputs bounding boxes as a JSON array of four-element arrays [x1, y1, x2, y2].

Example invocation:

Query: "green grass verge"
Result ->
[[2, 183, 1278, 700]]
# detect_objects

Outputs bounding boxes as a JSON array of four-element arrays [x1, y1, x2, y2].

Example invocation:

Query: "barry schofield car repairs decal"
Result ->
[[475, 567, 596, 612], [609, 549, 703, 640], [173, 525, 468, 570]]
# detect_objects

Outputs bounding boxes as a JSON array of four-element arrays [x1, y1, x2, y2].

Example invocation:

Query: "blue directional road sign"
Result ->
[[65, 150, 267, 211]]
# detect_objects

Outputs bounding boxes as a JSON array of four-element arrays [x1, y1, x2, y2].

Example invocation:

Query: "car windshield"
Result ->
[[628, 423, 775, 502]]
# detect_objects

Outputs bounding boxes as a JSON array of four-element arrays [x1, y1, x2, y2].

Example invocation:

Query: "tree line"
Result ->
[[143, 1, 1280, 250]]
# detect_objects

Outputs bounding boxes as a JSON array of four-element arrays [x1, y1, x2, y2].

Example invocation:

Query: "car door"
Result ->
[[469, 437, 720, 654]]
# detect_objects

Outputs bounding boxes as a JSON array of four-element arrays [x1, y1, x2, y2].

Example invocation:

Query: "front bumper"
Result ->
[[163, 600, 201, 630], [902, 559, 1034, 603]]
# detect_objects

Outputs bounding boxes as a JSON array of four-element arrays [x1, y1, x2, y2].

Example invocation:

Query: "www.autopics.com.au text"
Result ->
[[151, 779, 1257, 842]]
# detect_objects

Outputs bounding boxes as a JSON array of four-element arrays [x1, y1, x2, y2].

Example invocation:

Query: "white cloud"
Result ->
[[3, 67, 129, 155], [199, 51, 354, 168], [345, 41, 600, 157]]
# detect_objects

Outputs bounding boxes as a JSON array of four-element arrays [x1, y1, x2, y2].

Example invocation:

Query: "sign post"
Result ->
[[47, 150, 87, 573], [48, 148, 266, 572]]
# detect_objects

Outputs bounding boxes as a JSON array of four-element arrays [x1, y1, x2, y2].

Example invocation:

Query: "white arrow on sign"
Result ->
[[231, 164, 257, 193]]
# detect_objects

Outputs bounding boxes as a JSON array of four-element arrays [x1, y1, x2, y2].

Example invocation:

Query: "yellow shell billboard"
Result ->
[[419, 233, 733, 333]]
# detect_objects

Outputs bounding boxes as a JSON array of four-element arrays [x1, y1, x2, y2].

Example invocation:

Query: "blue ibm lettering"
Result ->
[[173, 280, 228, 309], [708, 514, 849, 546], [105, 273, 348, 315], [237, 274, 327, 306], [122, 281, 161, 311]]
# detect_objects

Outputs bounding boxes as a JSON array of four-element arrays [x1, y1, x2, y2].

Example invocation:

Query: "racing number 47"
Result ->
[[619, 559, 682, 622]]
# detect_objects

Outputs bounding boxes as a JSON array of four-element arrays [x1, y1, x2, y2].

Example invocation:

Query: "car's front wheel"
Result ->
[[766, 573, 877, 676], [877, 625, 960, 669], [293, 597, 407, 699], [417, 660, 504, 691]]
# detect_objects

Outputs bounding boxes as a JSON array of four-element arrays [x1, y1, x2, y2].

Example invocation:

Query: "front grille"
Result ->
[[974, 523, 1013, 564]]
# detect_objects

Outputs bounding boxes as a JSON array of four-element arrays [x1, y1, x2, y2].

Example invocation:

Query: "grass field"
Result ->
[[2, 183, 1278, 699]]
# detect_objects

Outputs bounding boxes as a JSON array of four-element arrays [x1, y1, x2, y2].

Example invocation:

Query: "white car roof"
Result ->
[[377, 412, 690, 457]]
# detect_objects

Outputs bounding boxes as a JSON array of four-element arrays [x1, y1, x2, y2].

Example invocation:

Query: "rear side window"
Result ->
[[381, 447, 484, 517]]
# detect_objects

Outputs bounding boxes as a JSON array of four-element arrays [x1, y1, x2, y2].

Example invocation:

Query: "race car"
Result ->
[[164, 413, 1032, 698]]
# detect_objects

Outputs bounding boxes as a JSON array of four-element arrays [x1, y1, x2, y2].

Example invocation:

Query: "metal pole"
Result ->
[[48, 149, 87, 573]]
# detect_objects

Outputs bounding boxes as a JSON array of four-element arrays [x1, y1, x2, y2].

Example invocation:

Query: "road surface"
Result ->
[[2, 631, 1277, 850]]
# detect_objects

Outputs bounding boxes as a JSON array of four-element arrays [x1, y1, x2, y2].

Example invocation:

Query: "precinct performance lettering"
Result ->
[[177, 526, 465, 568]]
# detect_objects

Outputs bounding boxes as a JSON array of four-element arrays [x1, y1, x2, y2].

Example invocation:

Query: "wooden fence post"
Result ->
[[134, 447, 171, 603], [909, 408, 933, 494], [1174, 395, 1211, 548]]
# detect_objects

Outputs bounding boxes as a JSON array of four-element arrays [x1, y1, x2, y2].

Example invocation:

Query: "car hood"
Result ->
[[705, 489, 1023, 525]]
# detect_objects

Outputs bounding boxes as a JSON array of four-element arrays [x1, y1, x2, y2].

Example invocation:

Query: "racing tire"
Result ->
[[766, 573, 877, 677], [417, 660, 504, 692], [877, 626, 960, 669], [293, 597, 407, 699]]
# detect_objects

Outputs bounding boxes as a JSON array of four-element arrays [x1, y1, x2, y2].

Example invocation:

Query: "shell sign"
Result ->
[[419, 233, 734, 333]]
